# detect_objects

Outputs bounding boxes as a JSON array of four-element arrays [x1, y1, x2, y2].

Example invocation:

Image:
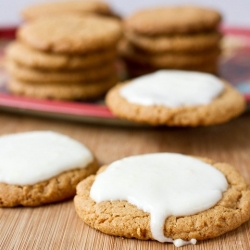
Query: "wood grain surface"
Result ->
[[0, 111, 250, 250]]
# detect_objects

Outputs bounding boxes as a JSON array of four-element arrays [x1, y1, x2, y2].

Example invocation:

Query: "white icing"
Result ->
[[174, 238, 197, 247], [120, 70, 224, 107], [0, 131, 93, 185], [90, 153, 228, 246]]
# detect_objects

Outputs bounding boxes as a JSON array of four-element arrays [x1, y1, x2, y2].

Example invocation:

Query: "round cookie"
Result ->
[[105, 70, 246, 126], [6, 59, 115, 83], [0, 131, 99, 207], [124, 6, 222, 36], [6, 42, 117, 70], [125, 31, 222, 53], [22, 0, 114, 20], [119, 40, 220, 68], [74, 153, 250, 244], [8, 75, 118, 100], [18, 15, 122, 53]]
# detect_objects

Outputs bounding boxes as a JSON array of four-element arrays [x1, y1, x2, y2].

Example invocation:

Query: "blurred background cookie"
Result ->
[[6, 41, 117, 70], [21, 0, 121, 21], [120, 6, 222, 77], [5, 15, 122, 100]]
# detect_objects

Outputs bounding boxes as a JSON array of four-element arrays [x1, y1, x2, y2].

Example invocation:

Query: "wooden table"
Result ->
[[0, 111, 250, 250]]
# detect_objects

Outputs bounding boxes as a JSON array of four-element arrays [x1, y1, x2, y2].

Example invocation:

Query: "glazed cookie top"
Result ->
[[120, 70, 224, 107], [75, 154, 250, 245], [22, 0, 113, 20], [90, 153, 228, 246], [0, 131, 93, 185], [106, 70, 246, 126], [18, 15, 122, 53], [124, 6, 222, 35]]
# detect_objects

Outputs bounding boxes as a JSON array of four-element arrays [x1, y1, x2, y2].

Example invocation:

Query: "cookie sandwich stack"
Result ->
[[120, 6, 222, 77], [5, 15, 122, 100]]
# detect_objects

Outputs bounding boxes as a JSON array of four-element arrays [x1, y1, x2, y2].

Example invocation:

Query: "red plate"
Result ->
[[0, 26, 250, 125]]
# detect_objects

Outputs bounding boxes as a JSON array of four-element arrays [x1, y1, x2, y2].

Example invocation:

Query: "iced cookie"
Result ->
[[18, 15, 122, 53], [106, 70, 245, 126], [6, 42, 117, 70], [74, 153, 250, 247], [0, 131, 98, 207]]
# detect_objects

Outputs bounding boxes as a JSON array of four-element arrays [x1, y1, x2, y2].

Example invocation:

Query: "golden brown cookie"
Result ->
[[6, 42, 117, 70], [0, 130, 99, 207], [8, 75, 118, 100], [0, 160, 98, 207], [119, 39, 220, 68], [125, 30, 222, 53], [18, 15, 122, 53], [22, 1, 114, 20], [105, 78, 245, 126], [6, 59, 115, 83], [74, 158, 250, 242], [124, 6, 222, 36]]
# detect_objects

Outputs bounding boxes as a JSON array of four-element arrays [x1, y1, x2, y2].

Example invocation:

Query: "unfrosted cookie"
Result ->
[[0, 131, 98, 207], [125, 31, 222, 53], [18, 15, 122, 53], [74, 153, 250, 246], [106, 70, 245, 126], [22, 1, 114, 20], [124, 6, 222, 36], [6, 59, 115, 83], [8, 75, 117, 100], [119, 40, 220, 68], [6, 42, 117, 70]]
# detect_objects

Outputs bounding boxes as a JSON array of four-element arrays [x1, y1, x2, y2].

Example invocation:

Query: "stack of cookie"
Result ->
[[5, 15, 122, 100], [120, 6, 222, 77]]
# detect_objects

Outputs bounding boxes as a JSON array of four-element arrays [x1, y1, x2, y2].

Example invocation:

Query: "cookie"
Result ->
[[6, 59, 115, 83], [8, 75, 118, 100], [124, 6, 222, 36], [120, 40, 220, 68], [22, 1, 114, 20], [125, 30, 222, 53], [6, 42, 117, 70], [105, 70, 245, 126], [0, 131, 98, 207], [18, 15, 122, 53], [74, 153, 250, 246]]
